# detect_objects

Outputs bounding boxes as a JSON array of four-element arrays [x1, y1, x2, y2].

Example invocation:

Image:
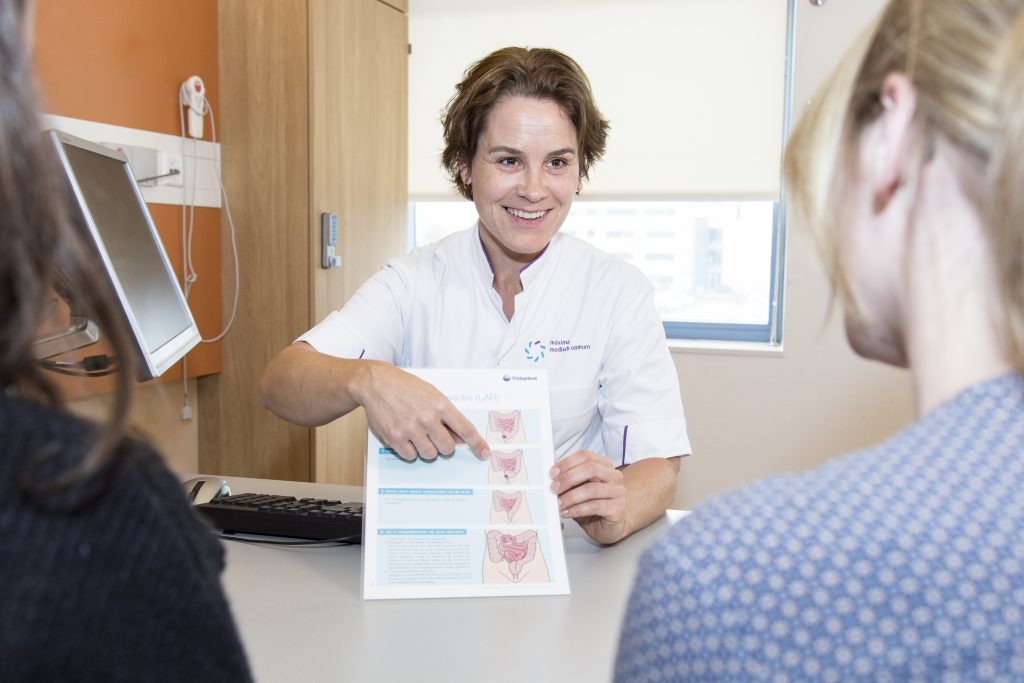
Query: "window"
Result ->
[[411, 200, 780, 342]]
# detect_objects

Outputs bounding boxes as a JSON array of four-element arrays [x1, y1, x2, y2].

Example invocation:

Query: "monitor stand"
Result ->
[[32, 314, 99, 360]]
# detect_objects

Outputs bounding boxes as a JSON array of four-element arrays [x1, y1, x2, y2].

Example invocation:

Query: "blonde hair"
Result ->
[[784, 0, 1024, 361]]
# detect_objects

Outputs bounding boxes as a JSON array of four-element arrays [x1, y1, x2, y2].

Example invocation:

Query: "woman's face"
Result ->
[[461, 95, 580, 269]]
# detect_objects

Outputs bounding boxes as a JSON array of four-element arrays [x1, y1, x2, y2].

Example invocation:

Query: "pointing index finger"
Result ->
[[443, 406, 490, 460]]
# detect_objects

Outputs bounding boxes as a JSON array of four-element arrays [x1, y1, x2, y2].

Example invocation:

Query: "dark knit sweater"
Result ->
[[0, 393, 252, 682]]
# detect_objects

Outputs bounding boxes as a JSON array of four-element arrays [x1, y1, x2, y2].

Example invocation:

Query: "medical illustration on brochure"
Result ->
[[362, 368, 570, 600]]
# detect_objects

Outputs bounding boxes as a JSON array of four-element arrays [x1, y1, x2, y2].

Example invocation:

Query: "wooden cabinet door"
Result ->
[[202, 0, 312, 481], [309, 0, 409, 485]]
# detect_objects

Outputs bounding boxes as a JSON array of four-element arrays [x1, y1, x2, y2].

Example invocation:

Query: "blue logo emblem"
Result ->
[[502, 374, 511, 382], [524, 340, 546, 363]]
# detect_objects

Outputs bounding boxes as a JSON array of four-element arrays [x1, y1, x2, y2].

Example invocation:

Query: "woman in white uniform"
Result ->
[[260, 47, 689, 544]]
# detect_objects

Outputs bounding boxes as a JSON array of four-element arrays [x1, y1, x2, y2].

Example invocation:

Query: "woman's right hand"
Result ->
[[354, 361, 491, 462]]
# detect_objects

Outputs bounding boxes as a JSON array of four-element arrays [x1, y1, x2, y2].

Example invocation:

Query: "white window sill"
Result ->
[[667, 338, 784, 358]]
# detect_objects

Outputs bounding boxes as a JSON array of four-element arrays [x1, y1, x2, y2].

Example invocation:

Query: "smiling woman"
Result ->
[[260, 46, 691, 546], [461, 96, 579, 301], [439, 49, 603, 320]]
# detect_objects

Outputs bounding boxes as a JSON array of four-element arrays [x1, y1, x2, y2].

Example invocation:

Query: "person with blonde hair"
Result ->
[[615, 0, 1024, 679]]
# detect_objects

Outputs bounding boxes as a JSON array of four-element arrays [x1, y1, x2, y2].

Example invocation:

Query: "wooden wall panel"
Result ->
[[200, 0, 312, 481], [310, 0, 409, 485], [205, 0, 408, 484]]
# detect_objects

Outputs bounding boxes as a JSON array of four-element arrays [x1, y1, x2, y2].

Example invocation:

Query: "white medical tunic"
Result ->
[[298, 227, 691, 465]]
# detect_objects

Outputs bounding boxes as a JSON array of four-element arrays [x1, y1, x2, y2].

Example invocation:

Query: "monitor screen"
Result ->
[[45, 129, 201, 381]]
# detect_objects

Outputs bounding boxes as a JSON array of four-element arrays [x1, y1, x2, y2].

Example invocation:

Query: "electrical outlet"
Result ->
[[162, 155, 184, 186]]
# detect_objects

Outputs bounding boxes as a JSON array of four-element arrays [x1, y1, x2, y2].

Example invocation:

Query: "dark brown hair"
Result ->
[[441, 46, 610, 200], [0, 0, 135, 496]]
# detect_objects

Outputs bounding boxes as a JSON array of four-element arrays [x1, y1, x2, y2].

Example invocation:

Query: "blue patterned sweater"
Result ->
[[616, 373, 1024, 682]]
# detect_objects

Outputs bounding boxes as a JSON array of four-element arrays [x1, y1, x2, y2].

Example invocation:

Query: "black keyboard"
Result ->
[[195, 493, 363, 542]]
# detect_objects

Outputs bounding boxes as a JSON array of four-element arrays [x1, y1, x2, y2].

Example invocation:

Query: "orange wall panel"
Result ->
[[150, 204, 222, 379], [33, 0, 219, 137], [31, 0, 223, 395]]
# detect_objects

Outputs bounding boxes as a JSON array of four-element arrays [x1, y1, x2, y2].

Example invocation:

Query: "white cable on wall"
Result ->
[[177, 82, 242, 420], [176, 82, 240, 344]]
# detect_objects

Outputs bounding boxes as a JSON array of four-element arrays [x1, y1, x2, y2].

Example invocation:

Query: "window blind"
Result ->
[[409, 0, 789, 200]]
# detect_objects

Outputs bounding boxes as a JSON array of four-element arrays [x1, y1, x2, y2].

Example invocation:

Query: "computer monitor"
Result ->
[[41, 129, 201, 381]]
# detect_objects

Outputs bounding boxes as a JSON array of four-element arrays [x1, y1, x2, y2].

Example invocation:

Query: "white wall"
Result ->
[[673, 0, 911, 509]]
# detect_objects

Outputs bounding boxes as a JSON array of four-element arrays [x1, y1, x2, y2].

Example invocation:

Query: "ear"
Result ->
[[869, 72, 919, 213], [459, 159, 472, 187]]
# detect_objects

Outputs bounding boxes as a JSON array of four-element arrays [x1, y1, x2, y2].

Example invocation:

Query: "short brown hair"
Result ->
[[441, 46, 610, 200]]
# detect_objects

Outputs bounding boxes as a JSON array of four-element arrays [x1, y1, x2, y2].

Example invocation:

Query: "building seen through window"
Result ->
[[412, 200, 776, 336]]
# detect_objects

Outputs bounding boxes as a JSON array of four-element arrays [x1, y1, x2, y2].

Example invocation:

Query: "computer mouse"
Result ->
[[182, 477, 231, 505]]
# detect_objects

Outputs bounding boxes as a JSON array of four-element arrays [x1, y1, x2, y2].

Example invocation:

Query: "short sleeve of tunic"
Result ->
[[296, 256, 414, 363], [597, 263, 691, 465]]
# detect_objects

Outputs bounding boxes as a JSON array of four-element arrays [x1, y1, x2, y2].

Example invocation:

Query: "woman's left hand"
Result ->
[[550, 450, 627, 545]]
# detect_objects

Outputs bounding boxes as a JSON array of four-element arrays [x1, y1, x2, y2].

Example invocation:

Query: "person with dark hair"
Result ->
[[0, 1, 251, 678], [261, 47, 690, 544], [615, 0, 1024, 679]]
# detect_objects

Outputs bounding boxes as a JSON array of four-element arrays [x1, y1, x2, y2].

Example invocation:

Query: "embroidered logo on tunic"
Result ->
[[523, 340, 546, 362], [546, 339, 592, 354]]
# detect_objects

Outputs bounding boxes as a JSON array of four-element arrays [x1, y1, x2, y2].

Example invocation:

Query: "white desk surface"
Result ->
[[215, 476, 687, 683]]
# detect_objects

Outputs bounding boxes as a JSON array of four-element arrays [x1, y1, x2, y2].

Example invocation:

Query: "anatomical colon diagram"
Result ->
[[488, 449, 527, 485], [490, 490, 532, 525], [483, 530, 549, 584], [486, 409, 525, 444], [479, 408, 548, 584]]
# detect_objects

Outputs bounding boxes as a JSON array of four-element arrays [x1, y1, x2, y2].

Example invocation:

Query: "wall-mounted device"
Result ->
[[37, 129, 202, 381], [321, 212, 342, 269], [182, 75, 207, 139], [101, 142, 181, 186]]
